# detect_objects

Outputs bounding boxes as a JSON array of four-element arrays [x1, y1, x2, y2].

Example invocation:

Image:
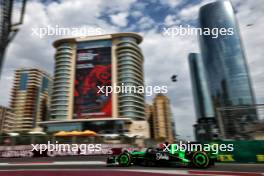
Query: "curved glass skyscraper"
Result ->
[[50, 43, 74, 120], [116, 37, 145, 120], [41, 33, 149, 139], [199, 0, 257, 139], [50, 33, 146, 121], [199, 0, 255, 107]]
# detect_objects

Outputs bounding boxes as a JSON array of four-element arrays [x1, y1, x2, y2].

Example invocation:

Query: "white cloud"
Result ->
[[131, 10, 143, 18], [159, 0, 183, 8], [110, 12, 129, 27], [133, 1, 148, 10], [177, 0, 215, 21], [138, 16, 155, 30], [164, 14, 181, 26], [100, 0, 136, 14]]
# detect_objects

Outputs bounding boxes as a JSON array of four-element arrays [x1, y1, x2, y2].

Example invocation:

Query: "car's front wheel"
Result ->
[[118, 153, 132, 167], [191, 151, 210, 168]]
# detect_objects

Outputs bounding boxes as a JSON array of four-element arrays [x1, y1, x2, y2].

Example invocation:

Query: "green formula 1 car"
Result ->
[[107, 147, 217, 168]]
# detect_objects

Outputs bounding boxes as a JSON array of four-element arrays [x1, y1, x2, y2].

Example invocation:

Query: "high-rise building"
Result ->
[[188, 53, 219, 141], [188, 53, 214, 119], [145, 104, 154, 138], [199, 0, 257, 139], [0, 0, 26, 75], [10, 68, 52, 132], [150, 94, 174, 143], [0, 106, 15, 133], [145, 104, 153, 121], [39, 33, 149, 139]]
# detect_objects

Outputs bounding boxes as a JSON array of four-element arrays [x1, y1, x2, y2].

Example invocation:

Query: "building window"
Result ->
[[41, 77, 49, 93], [19, 73, 28, 90]]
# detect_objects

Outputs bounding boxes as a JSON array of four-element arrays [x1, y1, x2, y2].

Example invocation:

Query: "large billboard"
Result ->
[[74, 40, 112, 119]]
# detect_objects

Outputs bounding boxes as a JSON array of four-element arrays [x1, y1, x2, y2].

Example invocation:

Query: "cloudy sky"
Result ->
[[0, 0, 263, 140]]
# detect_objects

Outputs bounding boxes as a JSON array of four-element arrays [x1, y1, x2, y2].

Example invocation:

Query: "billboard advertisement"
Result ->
[[74, 40, 112, 118]]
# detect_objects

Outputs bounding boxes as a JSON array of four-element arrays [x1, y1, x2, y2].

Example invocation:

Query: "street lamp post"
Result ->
[[0, 0, 27, 76]]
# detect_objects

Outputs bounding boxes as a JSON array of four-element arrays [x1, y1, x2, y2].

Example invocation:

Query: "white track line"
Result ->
[[0, 161, 105, 166], [0, 163, 263, 175], [0, 168, 262, 176]]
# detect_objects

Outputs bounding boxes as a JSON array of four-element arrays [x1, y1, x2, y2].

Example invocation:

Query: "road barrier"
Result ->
[[205, 140, 264, 163]]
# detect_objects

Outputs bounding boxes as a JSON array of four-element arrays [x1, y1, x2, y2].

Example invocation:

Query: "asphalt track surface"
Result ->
[[0, 156, 263, 176]]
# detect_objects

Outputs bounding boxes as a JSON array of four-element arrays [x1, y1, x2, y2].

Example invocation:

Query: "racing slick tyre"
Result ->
[[117, 153, 132, 167], [191, 151, 210, 169]]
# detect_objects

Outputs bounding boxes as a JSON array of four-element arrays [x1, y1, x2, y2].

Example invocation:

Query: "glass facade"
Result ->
[[188, 53, 214, 119], [199, 0, 255, 108], [199, 0, 257, 139], [41, 77, 49, 93], [19, 73, 28, 90], [117, 37, 145, 120], [50, 43, 73, 120]]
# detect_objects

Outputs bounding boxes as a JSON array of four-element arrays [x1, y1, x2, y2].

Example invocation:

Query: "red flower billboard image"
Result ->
[[74, 47, 112, 118]]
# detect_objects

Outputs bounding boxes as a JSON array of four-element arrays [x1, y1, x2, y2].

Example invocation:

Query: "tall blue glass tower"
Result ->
[[199, 0, 257, 139], [189, 53, 219, 141], [189, 53, 214, 119]]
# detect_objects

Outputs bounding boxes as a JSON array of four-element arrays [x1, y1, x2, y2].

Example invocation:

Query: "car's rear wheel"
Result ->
[[118, 153, 131, 167], [191, 151, 210, 168]]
